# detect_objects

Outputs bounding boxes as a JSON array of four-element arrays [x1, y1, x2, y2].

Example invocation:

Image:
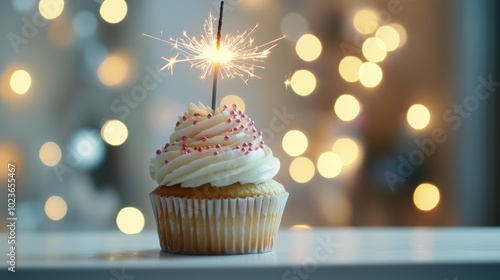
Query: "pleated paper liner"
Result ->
[[150, 192, 289, 255]]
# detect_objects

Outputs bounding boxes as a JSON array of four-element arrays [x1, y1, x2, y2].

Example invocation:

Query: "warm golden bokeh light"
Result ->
[[338, 56, 363, 83], [45, 196, 67, 221], [317, 152, 342, 178], [291, 69, 316, 96], [282, 130, 308, 157], [376, 25, 400, 51], [389, 23, 407, 48], [332, 138, 360, 166], [295, 34, 322, 62], [413, 183, 440, 211], [100, 0, 128, 24], [39, 142, 62, 167], [97, 55, 129, 86], [116, 207, 145, 234], [353, 9, 378, 34], [358, 62, 383, 88], [221, 95, 245, 113], [407, 104, 431, 130], [39, 0, 64, 20], [289, 157, 315, 183], [362, 37, 387, 63], [101, 119, 128, 146], [334, 94, 361, 122], [290, 224, 312, 230], [9, 70, 32, 95]]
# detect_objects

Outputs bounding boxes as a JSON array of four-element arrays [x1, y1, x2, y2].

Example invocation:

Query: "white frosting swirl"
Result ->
[[150, 102, 280, 188]]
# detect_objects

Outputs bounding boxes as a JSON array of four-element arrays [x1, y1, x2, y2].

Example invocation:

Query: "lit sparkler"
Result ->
[[143, 1, 282, 110]]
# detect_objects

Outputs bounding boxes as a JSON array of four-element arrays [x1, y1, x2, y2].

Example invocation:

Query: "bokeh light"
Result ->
[[362, 37, 387, 62], [9, 69, 31, 95], [389, 23, 407, 47], [45, 196, 68, 221], [73, 10, 98, 38], [289, 157, 315, 183], [282, 130, 308, 157], [317, 152, 342, 178], [413, 183, 440, 211], [100, 0, 128, 24], [358, 62, 383, 88], [291, 69, 316, 96], [376, 25, 400, 51], [97, 55, 129, 86], [39, 142, 62, 167], [39, 0, 64, 20], [221, 94, 246, 113], [280, 13, 309, 41], [67, 129, 106, 170], [101, 120, 128, 146], [116, 207, 145, 234], [353, 9, 378, 34], [295, 34, 322, 62], [290, 224, 312, 230], [0, 142, 21, 181], [407, 104, 431, 130], [334, 94, 361, 122], [332, 138, 360, 166], [339, 56, 363, 83]]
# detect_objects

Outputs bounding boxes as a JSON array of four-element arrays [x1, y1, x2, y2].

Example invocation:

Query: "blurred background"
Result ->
[[0, 0, 498, 234]]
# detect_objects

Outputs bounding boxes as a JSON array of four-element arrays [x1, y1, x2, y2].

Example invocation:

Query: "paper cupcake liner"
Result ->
[[149, 191, 289, 255]]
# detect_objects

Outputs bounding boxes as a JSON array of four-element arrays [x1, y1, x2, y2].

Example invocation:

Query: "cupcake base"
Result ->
[[149, 191, 288, 255]]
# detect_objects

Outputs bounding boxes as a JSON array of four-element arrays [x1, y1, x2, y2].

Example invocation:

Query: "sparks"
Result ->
[[143, 14, 283, 83]]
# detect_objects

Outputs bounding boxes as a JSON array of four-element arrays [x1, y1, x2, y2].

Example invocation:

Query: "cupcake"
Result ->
[[149, 102, 288, 254]]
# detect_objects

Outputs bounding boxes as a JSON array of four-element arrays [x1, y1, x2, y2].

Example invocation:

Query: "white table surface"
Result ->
[[1, 228, 500, 279]]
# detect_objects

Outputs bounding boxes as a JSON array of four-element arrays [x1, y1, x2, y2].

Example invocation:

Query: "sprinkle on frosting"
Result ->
[[149, 102, 280, 188]]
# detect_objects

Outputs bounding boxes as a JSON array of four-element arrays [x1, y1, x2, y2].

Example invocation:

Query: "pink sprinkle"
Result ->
[[234, 145, 241, 150], [176, 121, 180, 127], [165, 143, 170, 148], [223, 104, 228, 109], [240, 125, 245, 129], [249, 121, 255, 126], [244, 151, 249, 155], [201, 136, 207, 142], [243, 114, 247, 119], [164, 159, 169, 164], [214, 151, 219, 156], [242, 143, 248, 147], [232, 127, 238, 132], [193, 120, 198, 125], [236, 119, 241, 123], [226, 118, 232, 123], [187, 149, 192, 153], [224, 135, 230, 141], [257, 132, 263, 136], [156, 149, 161, 155], [259, 144, 264, 149], [198, 147, 203, 152], [215, 144, 221, 149], [182, 116, 188, 121], [233, 104, 238, 108], [248, 147, 253, 151], [248, 142, 253, 146], [238, 110, 242, 114], [207, 113, 213, 119], [241, 147, 246, 152], [252, 128, 257, 133], [182, 136, 188, 141], [206, 146, 211, 150], [260, 141, 265, 145], [194, 112, 200, 117]]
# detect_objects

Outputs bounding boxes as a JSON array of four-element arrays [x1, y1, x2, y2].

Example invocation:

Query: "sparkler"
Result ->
[[143, 1, 283, 111]]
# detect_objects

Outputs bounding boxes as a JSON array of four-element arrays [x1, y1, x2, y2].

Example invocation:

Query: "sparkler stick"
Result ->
[[211, 1, 224, 111]]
